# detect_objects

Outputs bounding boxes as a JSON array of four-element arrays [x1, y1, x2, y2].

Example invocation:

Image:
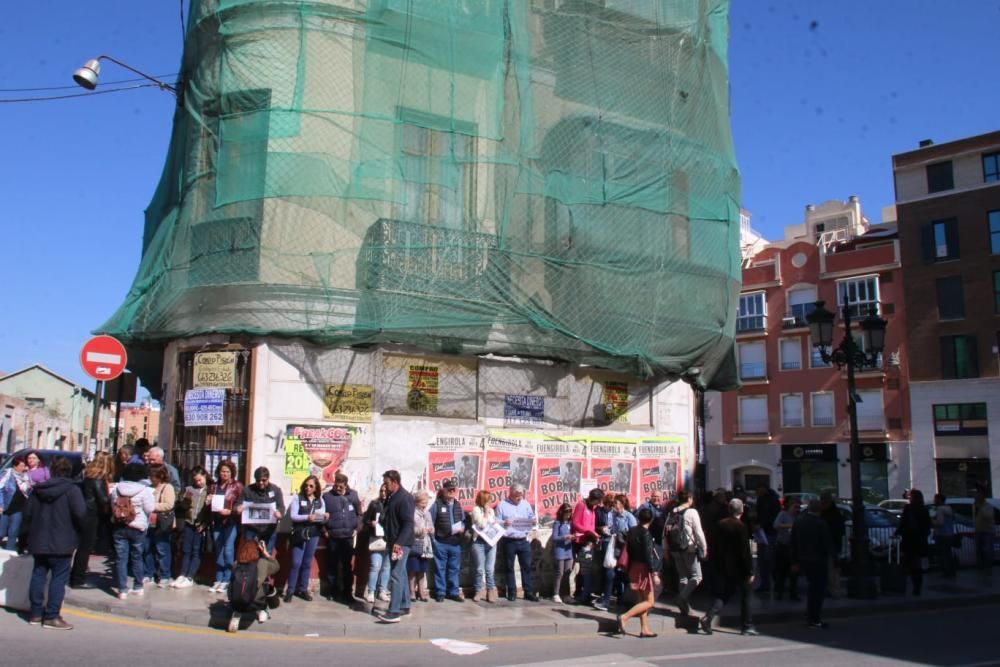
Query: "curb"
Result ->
[[58, 589, 1000, 638]]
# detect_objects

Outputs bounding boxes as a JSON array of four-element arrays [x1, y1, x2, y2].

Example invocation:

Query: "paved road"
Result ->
[[2, 603, 998, 667]]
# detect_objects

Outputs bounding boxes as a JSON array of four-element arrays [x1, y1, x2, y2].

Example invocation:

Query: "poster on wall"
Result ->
[[283, 433, 312, 495], [184, 388, 225, 427], [483, 433, 538, 506], [284, 424, 359, 487], [204, 450, 241, 481], [637, 438, 684, 502], [534, 438, 587, 526], [588, 439, 638, 507], [322, 383, 373, 422], [192, 351, 237, 388], [407, 364, 439, 414], [426, 435, 485, 512], [601, 381, 630, 423], [503, 394, 545, 427]]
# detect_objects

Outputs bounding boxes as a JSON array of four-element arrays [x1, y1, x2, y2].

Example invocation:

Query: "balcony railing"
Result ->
[[738, 417, 770, 435], [736, 315, 765, 332], [739, 362, 766, 380]]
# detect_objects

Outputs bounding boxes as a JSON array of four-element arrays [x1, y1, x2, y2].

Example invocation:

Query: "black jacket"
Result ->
[[381, 487, 414, 549], [323, 488, 362, 539], [240, 482, 286, 515], [791, 511, 833, 565], [625, 524, 655, 567], [897, 504, 931, 557], [24, 476, 86, 555], [756, 489, 781, 535], [715, 517, 753, 579], [82, 477, 110, 516]]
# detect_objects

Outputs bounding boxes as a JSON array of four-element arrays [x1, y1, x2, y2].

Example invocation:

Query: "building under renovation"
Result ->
[[99, 0, 741, 512]]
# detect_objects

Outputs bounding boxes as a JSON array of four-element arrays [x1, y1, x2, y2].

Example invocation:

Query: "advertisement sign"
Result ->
[[637, 438, 684, 500], [503, 394, 545, 427], [183, 388, 225, 427], [193, 351, 237, 388], [483, 434, 537, 506], [588, 440, 638, 507], [601, 381, 629, 423], [283, 434, 311, 494], [535, 438, 587, 525], [284, 424, 357, 486], [322, 383, 373, 422], [426, 435, 485, 512]]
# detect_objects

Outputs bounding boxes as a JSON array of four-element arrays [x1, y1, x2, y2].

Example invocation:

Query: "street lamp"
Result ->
[[807, 300, 888, 599], [73, 55, 179, 96]]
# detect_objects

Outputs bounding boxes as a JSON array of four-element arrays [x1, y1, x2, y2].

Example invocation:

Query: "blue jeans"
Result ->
[[472, 539, 496, 592], [212, 523, 238, 583], [387, 545, 411, 614], [432, 540, 462, 598], [601, 566, 625, 607], [29, 554, 72, 619], [243, 525, 278, 554], [287, 535, 319, 594], [144, 530, 173, 582], [502, 537, 533, 595], [180, 524, 203, 579], [1, 511, 23, 549], [113, 526, 146, 592], [368, 549, 391, 594]]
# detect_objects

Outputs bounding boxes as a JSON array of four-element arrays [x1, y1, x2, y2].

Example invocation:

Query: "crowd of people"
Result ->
[[3, 444, 995, 634]]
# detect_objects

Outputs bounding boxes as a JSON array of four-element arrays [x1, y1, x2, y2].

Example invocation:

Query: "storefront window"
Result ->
[[936, 459, 992, 497], [859, 461, 889, 504]]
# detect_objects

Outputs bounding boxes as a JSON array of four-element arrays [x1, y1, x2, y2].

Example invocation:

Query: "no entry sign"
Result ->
[[80, 335, 127, 381]]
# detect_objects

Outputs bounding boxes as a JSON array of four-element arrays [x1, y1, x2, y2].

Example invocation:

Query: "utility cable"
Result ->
[[0, 83, 160, 103], [0, 74, 179, 93]]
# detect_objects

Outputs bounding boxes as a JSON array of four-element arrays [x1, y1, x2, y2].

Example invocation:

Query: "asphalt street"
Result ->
[[1, 602, 998, 667]]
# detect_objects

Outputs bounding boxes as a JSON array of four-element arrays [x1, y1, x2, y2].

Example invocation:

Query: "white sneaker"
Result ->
[[256, 609, 269, 624], [552, 595, 563, 604], [157, 579, 172, 589], [142, 577, 152, 586], [227, 615, 240, 633], [117, 592, 128, 600], [130, 588, 144, 596], [174, 577, 194, 589], [210, 581, 224, 593], [365, 590, 375, 603], [377, 591, 390, 602]]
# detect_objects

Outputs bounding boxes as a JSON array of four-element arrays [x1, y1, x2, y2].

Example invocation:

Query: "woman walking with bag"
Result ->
[[409, 490, 434, 602], [145, 463, 176, 587], [616, 507, 659, 638], [285, 475, 326, 602], [363, 484, 391, 602]]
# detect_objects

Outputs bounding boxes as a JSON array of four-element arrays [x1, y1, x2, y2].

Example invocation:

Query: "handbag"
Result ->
[[616, 544, 630, 571], [155, 510, 175, 535], [369, 535, 387, 552], [290, 524, 315, 546], [602, 539, 617, 569]]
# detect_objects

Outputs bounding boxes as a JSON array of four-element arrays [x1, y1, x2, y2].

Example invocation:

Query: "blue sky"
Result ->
[[2, 1, 999, 393]]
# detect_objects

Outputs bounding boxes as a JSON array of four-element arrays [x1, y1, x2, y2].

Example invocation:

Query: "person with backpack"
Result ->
[[664, 490, 707, 617], [110, 462, 156, 600], [227, 538, 281, 632], [144, 463, 176, 588], [429, 479, 466, 602], [23, 455, 86, 630], [284, 475, 326, 602], [172, 466, 210, 589], [208, 460, 243, 593], [322, 472, 362, 603]]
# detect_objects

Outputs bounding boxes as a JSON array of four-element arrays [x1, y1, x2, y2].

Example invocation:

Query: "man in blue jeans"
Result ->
[[430, 479, 466, 601], [496, 484, 539, 601], [376, 470, 414, 623], [24, 456, 86, 630]]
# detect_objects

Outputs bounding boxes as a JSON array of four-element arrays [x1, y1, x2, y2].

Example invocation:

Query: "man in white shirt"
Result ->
[[495, 484, 539, 602]]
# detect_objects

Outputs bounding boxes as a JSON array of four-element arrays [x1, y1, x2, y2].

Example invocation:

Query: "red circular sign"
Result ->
[[80, 335, 128, 381]]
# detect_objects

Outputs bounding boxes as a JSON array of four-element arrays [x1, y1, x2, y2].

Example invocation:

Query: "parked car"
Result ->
[[0, 448, 85, 480], [929, 498, 1000, 567], [835, 503, 900, 559], [878, 499, 908, 516]]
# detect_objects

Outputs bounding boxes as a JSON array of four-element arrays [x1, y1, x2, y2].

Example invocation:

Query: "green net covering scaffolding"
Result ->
[[100, 0, 741, 392]]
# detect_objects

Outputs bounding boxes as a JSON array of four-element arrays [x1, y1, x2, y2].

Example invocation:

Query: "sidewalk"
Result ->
[[62, 560, 1000, 639]]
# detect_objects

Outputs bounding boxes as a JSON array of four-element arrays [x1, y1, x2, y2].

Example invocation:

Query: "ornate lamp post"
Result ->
[[807, 300, 887, 598]]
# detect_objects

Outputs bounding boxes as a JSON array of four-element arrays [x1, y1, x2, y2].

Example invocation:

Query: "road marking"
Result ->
[[644, 645, 809, 662], [61, 608, 597, 645]]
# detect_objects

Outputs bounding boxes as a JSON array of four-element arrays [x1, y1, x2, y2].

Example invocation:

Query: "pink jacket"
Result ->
[[571, 500, 596, 544]]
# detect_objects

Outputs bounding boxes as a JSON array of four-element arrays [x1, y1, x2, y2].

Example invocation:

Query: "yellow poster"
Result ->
[[283, 433, 311, 493], [602, 381, 629, 423], [193, 351, 237, 388], [407, 365, 439, 414], [322, 383, 373, 422]]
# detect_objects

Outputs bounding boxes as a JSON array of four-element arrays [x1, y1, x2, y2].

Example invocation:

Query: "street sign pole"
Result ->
[[112, 377, 124, 456], [80, 335, 128, 454], [90, 379, 103, 454]]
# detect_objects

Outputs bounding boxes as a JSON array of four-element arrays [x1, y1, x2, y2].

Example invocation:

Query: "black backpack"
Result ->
[[665, 508, 691, 552], [229, 562, 258, 612]]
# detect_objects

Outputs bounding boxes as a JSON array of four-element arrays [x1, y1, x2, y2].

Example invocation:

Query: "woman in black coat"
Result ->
[[70, 452, 113, 588], [896, 489, 932, 595]]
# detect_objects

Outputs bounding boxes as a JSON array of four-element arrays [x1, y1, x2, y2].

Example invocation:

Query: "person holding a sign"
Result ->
[[208, 460, 243, 594], [496, 484, 539, 602], [470, 490, 500, 603], [237, 467, 285, 555], [429, 479, 466, 602]]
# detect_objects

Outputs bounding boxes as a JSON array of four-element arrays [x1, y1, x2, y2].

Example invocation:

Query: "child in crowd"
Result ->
[[551, 503, 574, 603]]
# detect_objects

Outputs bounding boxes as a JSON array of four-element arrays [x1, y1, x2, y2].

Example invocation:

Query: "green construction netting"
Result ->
[[100, 0, 741, 393]]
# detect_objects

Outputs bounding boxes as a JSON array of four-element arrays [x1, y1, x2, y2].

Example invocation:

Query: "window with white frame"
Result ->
[[780, 338, 802, 370], [737, 292, 766, 332], [781, 394, 804, 427], [855, 389, 884, 431], [738, 396, 768, 434], [787, 286, 817, 325], [811, 392, 835, 426], [837, 275, 880, 319], [809, 337, 832, 368], [738, 341, 766, 380]]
